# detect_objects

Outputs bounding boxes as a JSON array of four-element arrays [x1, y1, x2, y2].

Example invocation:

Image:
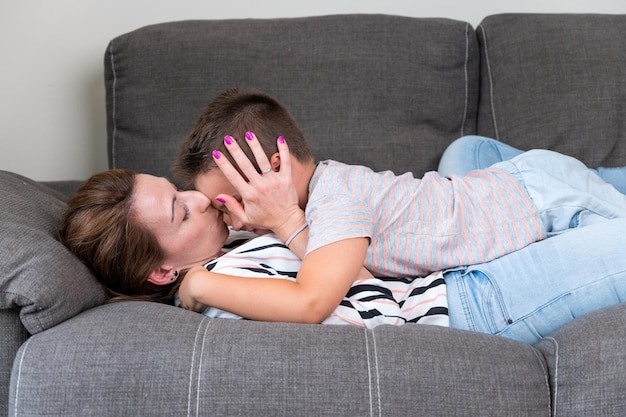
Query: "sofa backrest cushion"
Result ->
[[0, 171, 106, 334], [105, 14, 478, 180], [476, 14, 626, 168]]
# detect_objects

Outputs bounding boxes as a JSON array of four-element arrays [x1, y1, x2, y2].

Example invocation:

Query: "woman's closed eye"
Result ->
[[182, 205, 190, 222]]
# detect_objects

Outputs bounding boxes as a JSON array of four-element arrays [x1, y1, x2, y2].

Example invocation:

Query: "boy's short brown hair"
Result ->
[[173, 87, 314, 188]]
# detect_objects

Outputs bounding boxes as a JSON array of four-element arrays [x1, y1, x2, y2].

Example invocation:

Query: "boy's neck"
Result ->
[[291, 159, 317, 210]]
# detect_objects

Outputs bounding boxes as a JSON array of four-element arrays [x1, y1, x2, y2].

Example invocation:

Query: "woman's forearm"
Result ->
[[179, 238, 369, 324], [181, 268, 336, 323]]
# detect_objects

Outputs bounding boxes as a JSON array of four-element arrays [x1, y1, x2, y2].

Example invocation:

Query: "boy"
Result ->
[[173, 87, 626, 323]]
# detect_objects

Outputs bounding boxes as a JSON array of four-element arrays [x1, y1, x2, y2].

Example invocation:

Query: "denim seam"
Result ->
[[480, 270, 514, 334], [482, 281, 508, 333], [500, 272, 622, 338], [495, 293, 570, 339], [454, 272, 477, 332]]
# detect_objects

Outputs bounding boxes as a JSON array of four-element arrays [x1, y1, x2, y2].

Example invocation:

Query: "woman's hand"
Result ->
[[212, 132, 306, 240], [178, 266, 210, 313]]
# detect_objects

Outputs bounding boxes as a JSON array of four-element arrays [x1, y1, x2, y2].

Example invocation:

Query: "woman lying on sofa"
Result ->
[[58, 140, 626, 344], [58, 168, 448, 329]]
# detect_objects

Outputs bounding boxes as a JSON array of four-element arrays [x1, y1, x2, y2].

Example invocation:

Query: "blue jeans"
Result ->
[[438, 136, 626, 343], [438, 135, 626, 194], [491, 149, 626, 232], [444, 218, 626, 344]]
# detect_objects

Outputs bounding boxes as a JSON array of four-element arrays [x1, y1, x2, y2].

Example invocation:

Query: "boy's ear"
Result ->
[[269, 152, 281, 172], [148, 265, 175, 286]]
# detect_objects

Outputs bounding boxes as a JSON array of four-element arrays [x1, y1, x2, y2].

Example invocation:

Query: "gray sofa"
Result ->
[[2, 13, 626, 417]]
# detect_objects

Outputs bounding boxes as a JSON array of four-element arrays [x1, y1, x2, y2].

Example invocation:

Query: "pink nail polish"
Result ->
[[212, 150, 221, 159], [224, 135, 233, 145], [245, 131, 254, 141], [278, 136, 285, 144], [216, 197, 225, 204]]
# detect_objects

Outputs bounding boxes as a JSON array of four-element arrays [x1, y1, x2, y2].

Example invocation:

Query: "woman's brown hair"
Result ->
[[57, 169, 180, 304]]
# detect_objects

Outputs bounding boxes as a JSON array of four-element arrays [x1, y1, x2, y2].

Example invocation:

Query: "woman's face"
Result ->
[[132, 174, 229, 271]]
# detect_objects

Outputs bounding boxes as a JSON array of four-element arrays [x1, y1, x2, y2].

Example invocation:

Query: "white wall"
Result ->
[[2, 0, 625, 181]]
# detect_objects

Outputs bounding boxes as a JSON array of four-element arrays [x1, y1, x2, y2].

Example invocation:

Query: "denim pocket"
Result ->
[[458, 268, 512, 335]]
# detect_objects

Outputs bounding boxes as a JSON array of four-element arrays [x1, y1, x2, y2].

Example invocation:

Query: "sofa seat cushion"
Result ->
[[536, 303, 626, 416], [0, 170, 106, 334], [11, 301, 551, 417]]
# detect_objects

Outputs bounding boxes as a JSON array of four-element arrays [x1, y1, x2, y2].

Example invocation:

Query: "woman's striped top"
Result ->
[[190, 232, 449, 328]]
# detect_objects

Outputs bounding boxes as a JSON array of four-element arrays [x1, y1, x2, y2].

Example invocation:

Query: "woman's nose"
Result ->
[[189, 191, 211, 211]]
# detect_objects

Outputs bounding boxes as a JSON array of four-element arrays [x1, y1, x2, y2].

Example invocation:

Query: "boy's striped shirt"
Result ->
[[306, 160, 545, 277]]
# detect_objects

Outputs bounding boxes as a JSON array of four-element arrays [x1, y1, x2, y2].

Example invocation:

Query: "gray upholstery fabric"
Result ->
[[536, 303, 626, 417], [0, 170, 106, 335], [39, 180, 84, 201], [4, 13, 626, 417], [476, 14, 626, 168], [10, 301, 550, 417], [1, 310, 27, 417], [105, 15, 478, 180]]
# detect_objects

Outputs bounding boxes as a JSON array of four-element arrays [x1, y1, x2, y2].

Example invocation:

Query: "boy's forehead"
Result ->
[[194, 169, 224, 187], [194, 169, 235, 196]]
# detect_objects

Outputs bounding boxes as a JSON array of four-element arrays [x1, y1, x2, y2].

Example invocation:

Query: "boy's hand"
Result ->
[[212, 132, 305, 240]]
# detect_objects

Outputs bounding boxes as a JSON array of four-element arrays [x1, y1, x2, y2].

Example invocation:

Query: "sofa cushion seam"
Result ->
[[12, 336, 33, 417], [530, 344, 552, 417], [364, 329, 374, 417], [187, 318, 212, 417], [371, 330, 381, 417], [478, 25, 499, 139], [460, 23, 470, 137], [194, 319, 212, 417], [542, 337, 559, 417], [108, 40, 118, 169]]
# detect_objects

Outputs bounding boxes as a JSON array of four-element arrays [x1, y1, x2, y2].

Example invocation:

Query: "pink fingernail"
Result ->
[[245, 131, 254, 141], [224, 135, 233, 145], [216, 197, 225, 204], [212, 150, 221, 159], [278, 136, 285, 144]]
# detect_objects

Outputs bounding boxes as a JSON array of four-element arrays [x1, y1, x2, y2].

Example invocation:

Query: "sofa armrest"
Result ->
[[0, 170, 106, 335]]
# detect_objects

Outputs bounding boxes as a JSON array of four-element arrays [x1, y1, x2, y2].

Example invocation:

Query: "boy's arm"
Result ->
[[286, 227, 374, 280], [178, 237, 369, 323]]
